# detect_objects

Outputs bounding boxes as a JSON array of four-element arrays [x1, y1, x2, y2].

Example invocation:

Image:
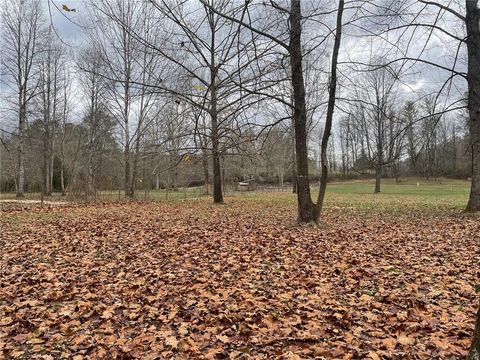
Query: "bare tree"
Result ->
[[1, 0, 44, 197], [205, 0, 345, 223], [33, 27, 64, 196], [85, 0, 163, 199], [371, 0, 480, 209], [351, 65, 405, 193], [77, 46, 111, 196]]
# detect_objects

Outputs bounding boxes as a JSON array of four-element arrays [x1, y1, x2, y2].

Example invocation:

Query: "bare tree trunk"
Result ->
[[202, 150, 210, 194], [131, 153, 138, 196], [49, 137, 54, 195], [212, 111, 223, 202], [43, 134, 50, 196], [375, 164, 382, 193], [130, 133, 141, 197], [466, 1, 480, 211], [124, 145, 131, 198], [60, 161, 66, 195], [60, 125, 66, 196], [16, 103, 26, 198], [291, 127, 297, 194], [123, 81, 132, 198], [209, 7, 223, 204], [169, 152, 178, 192], [316, 0, 344, 220], [88, 150, 95, 196], [375, 127, 383, 193], [290, 0, 315, 222], [469, 306, 480, 360], [43, 141, 48, 195]]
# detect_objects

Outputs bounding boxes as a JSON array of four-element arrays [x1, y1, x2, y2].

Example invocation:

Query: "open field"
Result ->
[[0, 180, 478, 359], [0, 177, 472, 210]]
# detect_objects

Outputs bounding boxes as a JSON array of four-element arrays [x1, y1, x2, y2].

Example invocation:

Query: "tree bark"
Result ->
[[49, 138, 54, 195], [209, 7, 223, 204], [289, 0, 315, 223], [466, 1, 480, 211], [87, 150, 95, 196], [212, 120, 223, 203], [375, 124, 383, 193], [124, 144, 132, 198], [316, 0, 344, 220], [202, 150, 210, 194], [374, 164, 382, 193], [468, 306, 480, 360], [60, 123, 67, 196], [16, 103, 26, 198]]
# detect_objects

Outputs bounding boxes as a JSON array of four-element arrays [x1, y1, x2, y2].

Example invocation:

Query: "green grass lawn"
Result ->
[[323, 178, 470, 213], [0, 178, 472, 215], [234, 177, 472, 215], [327, 177, 470, 196]]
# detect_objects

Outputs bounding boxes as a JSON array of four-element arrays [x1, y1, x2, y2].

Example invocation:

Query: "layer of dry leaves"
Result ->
[[0, 197, 478, 359]]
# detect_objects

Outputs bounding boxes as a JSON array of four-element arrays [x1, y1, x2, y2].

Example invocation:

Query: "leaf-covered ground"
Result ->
[[0, 196, 478, 359]]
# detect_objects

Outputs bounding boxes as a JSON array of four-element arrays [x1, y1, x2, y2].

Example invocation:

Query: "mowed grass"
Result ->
[[325, 178, 470, 213], [0, 177, 472, 215], [235, 178, 472, 216]]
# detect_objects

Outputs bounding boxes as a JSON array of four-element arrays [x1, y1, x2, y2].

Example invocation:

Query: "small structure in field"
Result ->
[[238, 179, 255, 191]]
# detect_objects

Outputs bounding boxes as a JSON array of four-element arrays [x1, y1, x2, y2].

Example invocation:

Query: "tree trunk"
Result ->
[[466, 1, 480, 211], [375, 165, 381, 193], [290, 119, 297, 194], [124, 146, 132, 198], [130, 133, 142, 198], [49, 138, 54, 195], [16, 104, 26, 198], [209, 7, 223, 204], [43, 136, 50, 196], [316, 0, 344, 220], [375, 130, 383, 193], [87, 150, 95, 197], [130, 154, 138, 197], [468, 306, 480, 360], [289, 0, 315, 223], [169, 153, 178, 192], [60, 164, 66, 196], [202, 150, 210, 194], [60, 135, 66, 196], [211, 118, 223, 203], [292, 155, 297, 193]]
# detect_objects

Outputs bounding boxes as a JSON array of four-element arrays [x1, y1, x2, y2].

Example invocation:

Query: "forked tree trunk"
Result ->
[[466, 1, 480, 212], [290, 0, 344, 223]]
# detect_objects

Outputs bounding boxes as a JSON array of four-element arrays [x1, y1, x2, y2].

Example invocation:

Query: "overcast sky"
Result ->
[[51, 1, 84, 41], [0, 0, 469, 135]]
